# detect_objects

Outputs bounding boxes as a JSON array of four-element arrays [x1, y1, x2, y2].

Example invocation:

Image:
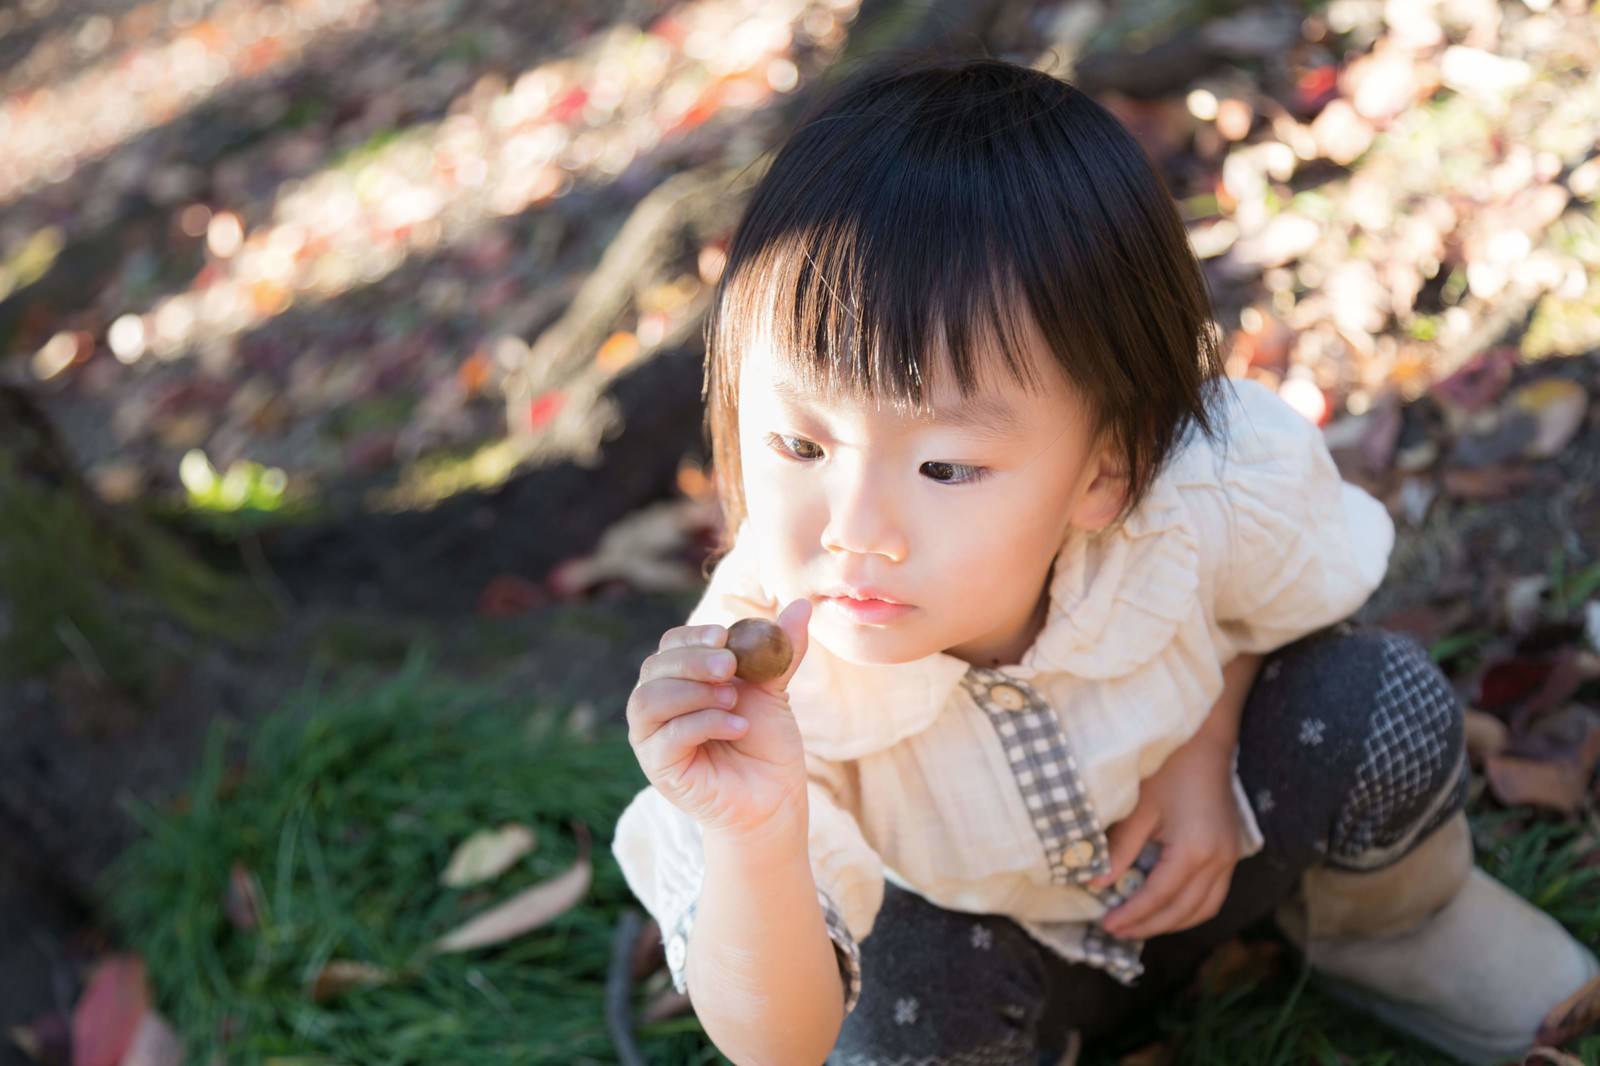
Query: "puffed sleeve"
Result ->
[[609, 759, 876, 1016], [1193, 378, 1396, 657], [609, 526, 883, 1016]]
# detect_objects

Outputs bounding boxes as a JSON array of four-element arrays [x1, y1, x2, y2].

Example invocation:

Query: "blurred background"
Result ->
[[1, 0, 1598, 1062]]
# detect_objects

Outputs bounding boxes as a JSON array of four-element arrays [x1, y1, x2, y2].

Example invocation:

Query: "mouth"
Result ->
[[819, 593, 915, 625]]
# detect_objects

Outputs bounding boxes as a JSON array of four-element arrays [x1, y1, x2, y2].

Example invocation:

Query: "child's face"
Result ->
[[736, 318, 1124, 668]]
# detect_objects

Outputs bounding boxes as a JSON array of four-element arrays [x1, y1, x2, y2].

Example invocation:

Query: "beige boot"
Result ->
[[1276, 810, 1600, 1065]]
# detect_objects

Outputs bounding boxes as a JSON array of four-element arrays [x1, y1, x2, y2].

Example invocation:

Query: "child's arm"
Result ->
[[688, 809, 846, 1065], [1091, 650, 1262, 939]]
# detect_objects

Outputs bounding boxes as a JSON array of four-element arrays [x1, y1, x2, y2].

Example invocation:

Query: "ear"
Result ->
[[1066, 445, 1128, 533]]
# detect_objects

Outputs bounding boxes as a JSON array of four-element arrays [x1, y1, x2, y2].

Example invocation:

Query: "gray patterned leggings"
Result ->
[[827, 622, 1470, 1065]]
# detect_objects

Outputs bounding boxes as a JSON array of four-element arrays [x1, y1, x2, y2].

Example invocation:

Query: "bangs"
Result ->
[[708, 191, 1052, 418]]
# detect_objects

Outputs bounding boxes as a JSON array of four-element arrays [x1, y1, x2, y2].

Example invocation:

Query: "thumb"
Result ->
[[761, 597, 812, 694], [1092, 805, 1158, 890]]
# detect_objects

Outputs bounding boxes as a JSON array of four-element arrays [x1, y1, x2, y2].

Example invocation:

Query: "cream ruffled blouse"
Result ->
[[612, 377, 1396, 1016]]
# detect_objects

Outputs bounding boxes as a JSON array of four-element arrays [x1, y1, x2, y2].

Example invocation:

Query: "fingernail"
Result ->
[[710, 651, 736, 678], [715, 686, 737, 705]]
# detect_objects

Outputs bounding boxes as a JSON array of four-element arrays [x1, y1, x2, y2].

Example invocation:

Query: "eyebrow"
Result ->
[[771, 378, 1028, 440]]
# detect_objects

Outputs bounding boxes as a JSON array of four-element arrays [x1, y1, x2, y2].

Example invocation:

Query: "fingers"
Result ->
[[658, 624, 727, 652], [644, 707, 751, 771], [638, 645, 738, 687], [627, 678, 737, 744], [1116, 866, 1225, 940], [1100, 846, 1194, 938], [1091, 806, 1158, 890], [1104, 851, 1232, 940], [764, 598, 813, 692]]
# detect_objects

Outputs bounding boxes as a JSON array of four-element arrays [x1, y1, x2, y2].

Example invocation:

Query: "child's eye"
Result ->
[[766, 433, 987, 485], [766, 432, 824, 461], [920, 461, 989, 485]]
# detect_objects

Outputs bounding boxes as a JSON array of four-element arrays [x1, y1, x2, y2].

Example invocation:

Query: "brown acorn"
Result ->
[[725, 618, 793, 684]]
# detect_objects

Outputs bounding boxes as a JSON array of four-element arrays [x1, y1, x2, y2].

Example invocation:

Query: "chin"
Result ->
[[812, 622, 935, 667]]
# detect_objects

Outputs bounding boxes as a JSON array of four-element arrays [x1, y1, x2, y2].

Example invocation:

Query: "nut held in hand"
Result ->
[[725, 618, 793, 683]]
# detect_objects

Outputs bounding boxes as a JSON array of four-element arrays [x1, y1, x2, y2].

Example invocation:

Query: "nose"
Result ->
[[819, 459, 908, 563]]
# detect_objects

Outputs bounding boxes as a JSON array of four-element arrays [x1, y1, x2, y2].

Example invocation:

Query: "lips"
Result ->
[[819, 590, 915, 625], [822, 586, 908, 605]]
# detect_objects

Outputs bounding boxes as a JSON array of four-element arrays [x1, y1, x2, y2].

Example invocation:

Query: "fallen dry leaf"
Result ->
[[1464, 709, 1509, 766], [431, 822, 592, 954], [1194, 938, 1283, 995], [1522, 1047, 1587, 1065], [1504, 705, 1600, 765], [8, 1013, 70, 1065], [441, 823, 538, 888], [1510, 378, 1589, 458], [1485, 754, 1590, 814], [309, 960, 397, 1002], [1374, 600, 1475, 647], [1441, 464, 1542, 499], [1508, 648, 1588, 733], [225, 862, 263, 931], [1118, 1042, 1173, 1066], [72, 956, 148, 1066], [1537, 974, 1600, 1048]]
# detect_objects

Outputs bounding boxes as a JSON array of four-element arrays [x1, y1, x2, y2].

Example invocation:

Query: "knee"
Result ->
[[1329, 629, 1467, 866]]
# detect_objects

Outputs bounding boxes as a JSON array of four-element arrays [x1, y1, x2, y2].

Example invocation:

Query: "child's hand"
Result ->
[[1090, 735, 1243, 940], [626, 598, 813, 840]]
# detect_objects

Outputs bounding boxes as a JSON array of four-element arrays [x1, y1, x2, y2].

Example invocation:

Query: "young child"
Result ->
[[613, 53, 1598, 1065]]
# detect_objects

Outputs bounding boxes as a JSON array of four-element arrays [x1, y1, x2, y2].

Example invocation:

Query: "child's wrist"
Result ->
[[703, 804, 810, 870]]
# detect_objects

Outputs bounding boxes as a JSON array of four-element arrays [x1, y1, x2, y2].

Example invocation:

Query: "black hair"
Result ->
[[702, 50, 1230, 554]]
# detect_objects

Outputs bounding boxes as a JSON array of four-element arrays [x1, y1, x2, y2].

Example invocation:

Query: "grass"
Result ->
[[108, 652, 1600, 1066], [106, 653, 716, 1065]]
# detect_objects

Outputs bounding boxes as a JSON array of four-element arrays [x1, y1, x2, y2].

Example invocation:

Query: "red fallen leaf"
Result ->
[[224, 862, 262, 931], [1430, 346, 1518, 417], [1294, 64, 1340, 117], [526, 391, 565, 430], [71, 956, 147, 1066], [1485, 754, 1589, 813], [1508, 647, 1587, 733], [1476, 655, 1553, 711], [547, 86, 588, 124], [477, 574, 545, 616]]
